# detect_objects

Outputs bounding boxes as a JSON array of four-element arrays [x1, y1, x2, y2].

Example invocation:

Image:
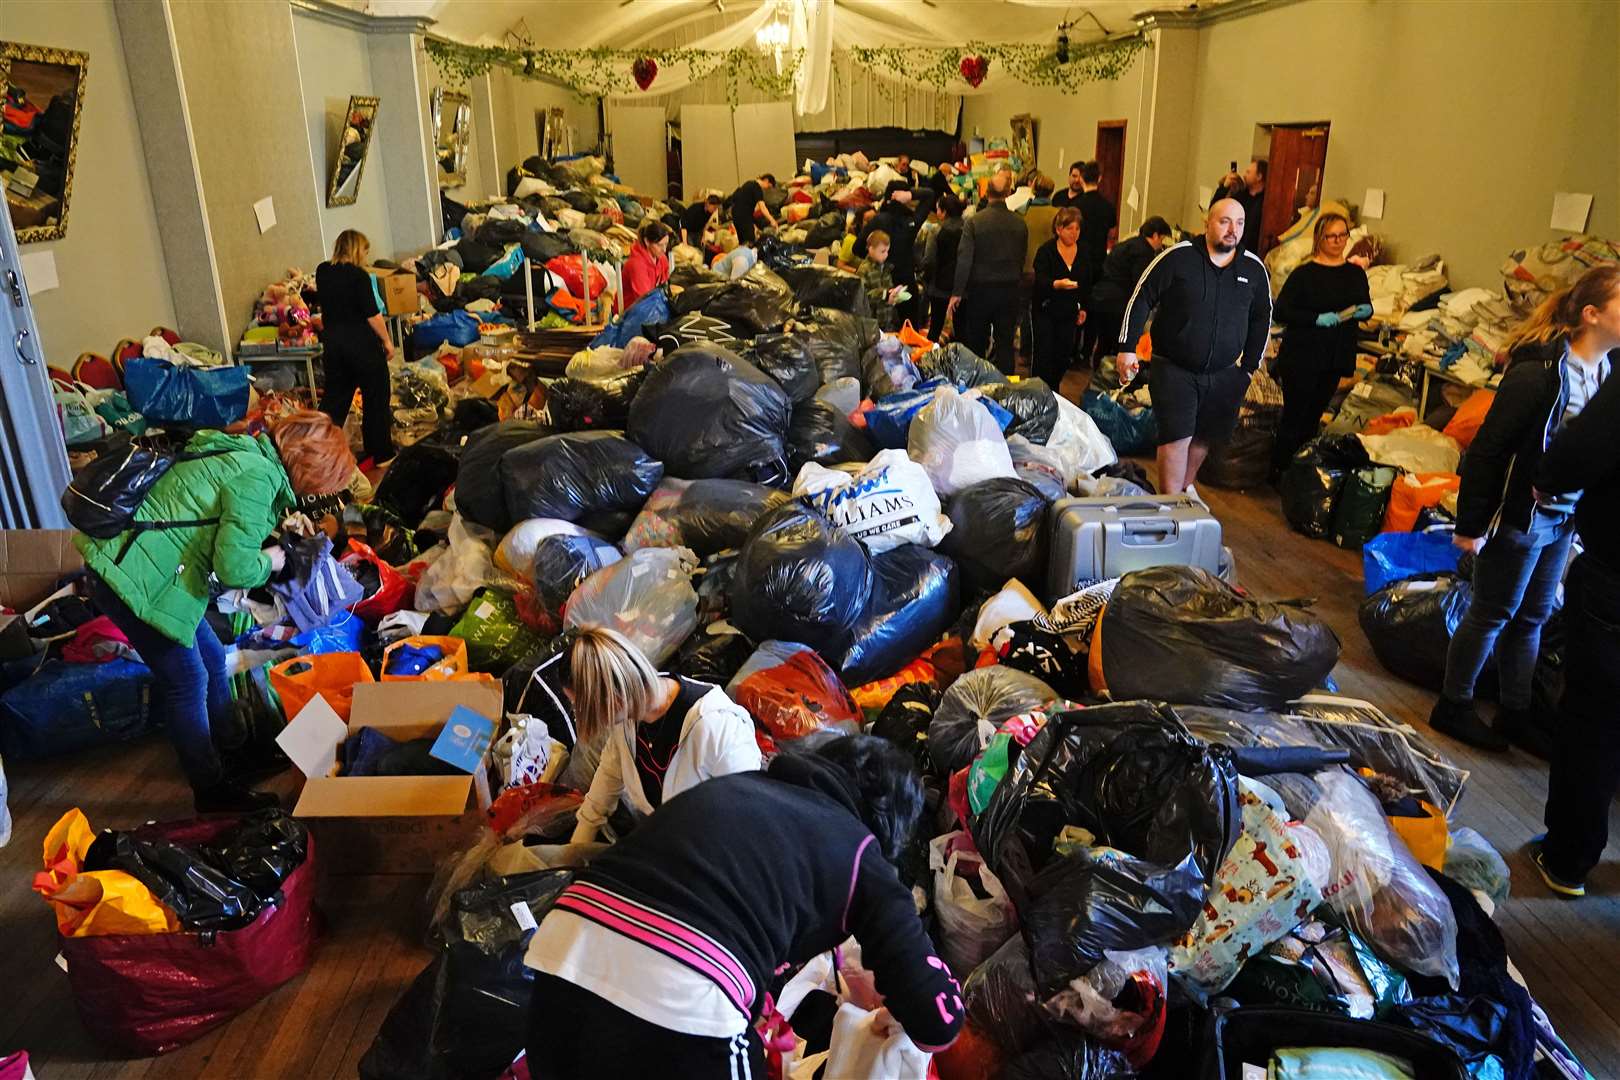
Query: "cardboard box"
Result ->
[[286, 680, 503, 875], [0, 530, 83, 612], [370, 268, 419, 316]]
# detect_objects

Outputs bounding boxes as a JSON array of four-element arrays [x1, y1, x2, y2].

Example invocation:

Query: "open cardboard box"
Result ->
[[369, 266, 419, 316], [284, 679, 503, 875], [1, 530, 84, 660]]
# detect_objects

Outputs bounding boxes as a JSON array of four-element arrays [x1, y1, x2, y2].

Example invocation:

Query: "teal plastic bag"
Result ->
[[1081, 388, 1157, 457]]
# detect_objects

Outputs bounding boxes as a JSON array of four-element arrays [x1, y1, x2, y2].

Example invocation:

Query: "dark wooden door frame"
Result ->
[[1095, 119, 1126, 246]]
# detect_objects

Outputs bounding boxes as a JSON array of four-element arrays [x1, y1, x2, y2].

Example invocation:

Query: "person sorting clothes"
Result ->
[[524, 735, 963, 1078]]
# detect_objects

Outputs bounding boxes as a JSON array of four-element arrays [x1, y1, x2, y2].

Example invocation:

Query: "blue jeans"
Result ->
[[1442, 510, 1574, 708], [88, 575, 230, 787]]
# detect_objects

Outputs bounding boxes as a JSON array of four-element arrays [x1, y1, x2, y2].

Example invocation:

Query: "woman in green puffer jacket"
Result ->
[[75, 413, 355, 812]]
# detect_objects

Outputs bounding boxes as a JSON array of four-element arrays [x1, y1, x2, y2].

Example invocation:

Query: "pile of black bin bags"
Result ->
[[339, 271, 1571, 1080]]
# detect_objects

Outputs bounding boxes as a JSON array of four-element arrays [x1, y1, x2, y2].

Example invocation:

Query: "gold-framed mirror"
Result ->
[[327, 94, 380, 207], [0, 40, 89, 244], [432, 86, 471, 188]]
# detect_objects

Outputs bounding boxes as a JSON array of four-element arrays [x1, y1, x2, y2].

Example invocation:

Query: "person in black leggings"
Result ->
[[316, 229, 395, 466]]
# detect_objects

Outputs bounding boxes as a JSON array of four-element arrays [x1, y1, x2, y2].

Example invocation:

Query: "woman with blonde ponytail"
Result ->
[[558, 626, 760, 844], [1435, 264, 1620, 754]]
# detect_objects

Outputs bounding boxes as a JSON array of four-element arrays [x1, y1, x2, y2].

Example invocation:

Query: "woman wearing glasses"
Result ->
[[1269, 212, 1371, 477]]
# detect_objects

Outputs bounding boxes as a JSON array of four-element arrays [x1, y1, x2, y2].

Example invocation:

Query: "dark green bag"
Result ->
[[1332, 466, 1397, 549]]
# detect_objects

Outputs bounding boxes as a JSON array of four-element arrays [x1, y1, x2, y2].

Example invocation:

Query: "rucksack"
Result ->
[[61, 440, 231, 544]]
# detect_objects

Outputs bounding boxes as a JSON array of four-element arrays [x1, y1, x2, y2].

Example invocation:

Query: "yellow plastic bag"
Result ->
[[32, 809, 178, 937]]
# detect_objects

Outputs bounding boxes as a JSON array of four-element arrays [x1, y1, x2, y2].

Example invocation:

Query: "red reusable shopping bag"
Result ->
[[57, 815, 318, 1055]]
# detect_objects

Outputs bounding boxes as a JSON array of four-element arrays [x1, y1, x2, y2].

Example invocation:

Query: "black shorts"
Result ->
[[1150, 361, 1251, 447]]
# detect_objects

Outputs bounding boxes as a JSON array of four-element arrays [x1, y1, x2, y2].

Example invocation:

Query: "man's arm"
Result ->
[[1240, 254, 1273, 372], [1118, 242, 1178, 349], [951, 218, 976, 299]]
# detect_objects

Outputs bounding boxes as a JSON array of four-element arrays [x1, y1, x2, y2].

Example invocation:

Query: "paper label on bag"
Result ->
[[510, 901, 538, 932], [55, 953, 69, 972], [1242, 1066, 1266, 1080]]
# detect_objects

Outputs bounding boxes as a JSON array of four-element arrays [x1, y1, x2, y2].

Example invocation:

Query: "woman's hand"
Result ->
[[1314, 311, 1342, 328], [1453, 533, 1487, 555], [265, 545, 287, 573], [1054, 278, 1078, 290]]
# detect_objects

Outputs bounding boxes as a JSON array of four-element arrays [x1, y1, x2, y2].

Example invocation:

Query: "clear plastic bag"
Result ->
[[1442, 826, 1510, 905], [927, 666, 1056, 777], [930, 831, 1018, 978], [414, 515, 501, 617], [908, 385, 1015, 498], [563, 547, 698, 666]]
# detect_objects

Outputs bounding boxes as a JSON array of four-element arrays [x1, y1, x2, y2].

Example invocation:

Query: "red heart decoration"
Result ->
[[632, 57, 658, 91], [959, 55, 989, 88]]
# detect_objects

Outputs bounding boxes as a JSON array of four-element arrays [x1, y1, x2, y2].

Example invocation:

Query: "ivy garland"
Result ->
[[425, 33, 1146, 104], [424, 37, 802, 105], [849, 36, 1147, 95]]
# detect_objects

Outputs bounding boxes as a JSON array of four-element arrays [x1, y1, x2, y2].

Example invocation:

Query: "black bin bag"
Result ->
[[983, 378, 1059, 444], [453, 420, 551, 532], [623, 477, 792, 557], [918, 342, 1010, 390], [744, 332, 823, 404], [1358, 573, 1476, 691], [972, 702, 1240, 914], [870, 682, 940, 771], [543, 368, 647, 432], [838, 544, 960, 687], [703, 263, 797, 335], [729, 502, 873, 656], [374, 440, 459, 529], [499, 430, 663, 525], [627, 345, 791, 482], [359, 871, 572, 1080], [1095, 565, 1341, 711], [928, 665, 1056, 778], [1280, 434, 1370, 539], [786, 399, 875, 474], [777, 264, 870, 315], [799, 307, 877, 384], [938, 478, 1051, 600]]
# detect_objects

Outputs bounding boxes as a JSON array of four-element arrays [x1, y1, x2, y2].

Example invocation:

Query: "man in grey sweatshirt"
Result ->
[[948, 170, 1028, 373]]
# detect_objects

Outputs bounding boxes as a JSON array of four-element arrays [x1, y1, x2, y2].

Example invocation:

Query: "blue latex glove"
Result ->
[[1315, 311, 1342, 328], [1353, 304, 1374, 319]]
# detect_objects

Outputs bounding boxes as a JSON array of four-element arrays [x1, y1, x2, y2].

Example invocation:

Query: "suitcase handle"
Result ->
[[1121, 519, 1179, 542]]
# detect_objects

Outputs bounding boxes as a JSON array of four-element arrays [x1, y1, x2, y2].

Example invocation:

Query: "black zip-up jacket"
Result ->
[[923, 217, 964, 299], [1089, 235, 1159, 312], [562, 753, 964, 1050], [1118, 237, 1273, 373], [857, 201, 922, 284], [1458, 340, 1617, 538], [1536, 369, 1620, 574]]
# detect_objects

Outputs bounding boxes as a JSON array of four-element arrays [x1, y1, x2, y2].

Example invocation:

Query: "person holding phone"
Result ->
[[1215, 158, 1267, 254], [1436, 264, 1620, 753], [1269, 212, 1372, 476], [1031, 206, 1090, 389]]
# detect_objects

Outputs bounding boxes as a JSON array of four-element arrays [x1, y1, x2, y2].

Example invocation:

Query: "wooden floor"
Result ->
[[4, 398, 1620, 1076]]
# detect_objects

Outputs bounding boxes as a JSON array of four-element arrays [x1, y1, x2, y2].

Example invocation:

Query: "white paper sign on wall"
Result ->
[[254, 195, 277, 234]]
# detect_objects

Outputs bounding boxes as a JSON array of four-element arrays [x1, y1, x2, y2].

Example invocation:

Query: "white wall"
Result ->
[[291, 12, 396, 259], [497, 71, 602, 167], [1182, 0, 1620, 288], [10, 0, 176, 367]]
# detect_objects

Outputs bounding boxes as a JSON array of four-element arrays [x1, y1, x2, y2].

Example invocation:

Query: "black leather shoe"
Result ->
[[1429, 696, 1509, 752]]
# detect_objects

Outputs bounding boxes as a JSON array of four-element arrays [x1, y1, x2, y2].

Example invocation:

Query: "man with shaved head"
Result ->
[[1115, 198, 1273, 495]]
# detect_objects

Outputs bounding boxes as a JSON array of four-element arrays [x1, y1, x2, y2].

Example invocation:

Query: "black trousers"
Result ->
[[925, 293, 953, 339], [526, 971, 766, 1079], [320, 325, 394, 462], [1082, 299, 1119, 368], [1273, 357, 1341, 474], [958, 282, 1020, 374], [1031, 303, 1079, 389], [1542, 555, 1620, 882]]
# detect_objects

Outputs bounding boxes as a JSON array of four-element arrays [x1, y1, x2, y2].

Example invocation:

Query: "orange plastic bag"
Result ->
[[1443, 389, 1496, 449], [380, 635, 470, 682], [32, 809, 179, 937], [1363, 411, 1416, 436], [850, 658, 936, 716], [897, 320, 934, 361], [1383, 472, 1461, 533], [270, 652, 374, 722]]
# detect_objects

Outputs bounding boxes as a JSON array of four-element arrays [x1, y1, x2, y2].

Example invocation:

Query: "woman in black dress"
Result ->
[[1270, 212, 1371, 476], [1030, 206, 1089, 389], [316, 229, 396, 466]]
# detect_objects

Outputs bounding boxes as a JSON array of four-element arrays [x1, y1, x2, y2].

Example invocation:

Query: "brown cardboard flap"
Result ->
[[0, 530, 83, 611], [347, 680, 503, 737], [296, 775, 473, 817]]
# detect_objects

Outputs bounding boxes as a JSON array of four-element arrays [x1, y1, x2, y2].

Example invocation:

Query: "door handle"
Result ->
[[5, 269, 22, 308], [15, 328, 37, 364]]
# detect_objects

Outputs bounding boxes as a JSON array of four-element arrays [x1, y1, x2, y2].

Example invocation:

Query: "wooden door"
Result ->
[[1095, 121, 1126, 243], [1261, 125, 1329, 253]]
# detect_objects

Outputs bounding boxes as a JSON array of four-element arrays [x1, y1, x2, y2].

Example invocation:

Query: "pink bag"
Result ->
[[58, 815, 318, 1055]]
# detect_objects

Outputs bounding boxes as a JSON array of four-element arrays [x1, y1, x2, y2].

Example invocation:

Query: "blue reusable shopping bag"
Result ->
[[0, 657, 154, 760], [590, 286, 672, 349], [1362, 528, 1461, 594], [123, 356, 251, 428], [412, 310, 481, 351]]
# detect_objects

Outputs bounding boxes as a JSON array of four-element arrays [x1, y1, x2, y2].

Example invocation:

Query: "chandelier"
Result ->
[[755, 3, 791, 71]]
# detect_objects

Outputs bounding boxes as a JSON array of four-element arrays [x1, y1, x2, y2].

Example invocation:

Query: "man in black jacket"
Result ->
[[1533, 371, 1620, 898], [1086, 216, 1173, 366], [949, 170, 1028, 373], [727, 174, 777, 246], [1116, 198, 1272, 493], [1216, 158, 1268, 255]]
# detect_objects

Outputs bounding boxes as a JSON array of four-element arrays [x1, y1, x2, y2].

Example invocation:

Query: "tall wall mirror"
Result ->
[[327, 94, 380, 207], [432, 87, 470, 188], [0, 41, 89, 244]]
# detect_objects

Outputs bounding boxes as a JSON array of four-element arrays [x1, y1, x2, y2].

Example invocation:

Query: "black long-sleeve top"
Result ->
[[1535, 367, 1620, 573], [1119, 237, 1273, 373], [1089, 235, 1159, 312], [1272, 261, 1371, 379], [315, 261, 379, 328], [1032, 239, 1090, 317]]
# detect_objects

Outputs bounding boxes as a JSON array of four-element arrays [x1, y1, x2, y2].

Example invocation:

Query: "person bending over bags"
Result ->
[[525, 735, 964, 1078], [562, 626, 762, 844], [72, 411, 356, 813]]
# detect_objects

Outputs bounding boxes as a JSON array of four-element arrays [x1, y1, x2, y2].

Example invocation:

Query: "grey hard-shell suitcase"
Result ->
[[1047, 494, 1224, 600]]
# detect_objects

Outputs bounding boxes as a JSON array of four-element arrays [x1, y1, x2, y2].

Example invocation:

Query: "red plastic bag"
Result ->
[[727, 642, 861, 742], [340, 540, 409, 624], [58, 815, 317, 1055], [545, 255, 607, 300]]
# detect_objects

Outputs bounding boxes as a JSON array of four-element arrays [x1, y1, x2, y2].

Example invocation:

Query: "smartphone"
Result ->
[[1229, 160, 1237, 173]]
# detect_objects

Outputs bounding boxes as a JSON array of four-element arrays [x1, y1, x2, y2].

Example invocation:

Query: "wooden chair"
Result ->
[[109, 338, 144, 383], [71, 352, 122, 391]]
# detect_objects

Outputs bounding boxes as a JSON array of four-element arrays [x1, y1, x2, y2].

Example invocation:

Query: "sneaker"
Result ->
[[1528, 835, 1586, 897], [1184, 484, 1207, 507], [1429, 696, 1510, 751], [194, 780, 281, 815], [1497, 706, 1555, 760]]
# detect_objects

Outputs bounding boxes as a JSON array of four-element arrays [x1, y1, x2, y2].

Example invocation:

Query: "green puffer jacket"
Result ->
[[75, 431, 296, 647]]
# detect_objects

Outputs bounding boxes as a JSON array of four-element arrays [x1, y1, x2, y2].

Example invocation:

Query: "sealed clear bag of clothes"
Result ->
[[563, 547, 698, 667]]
